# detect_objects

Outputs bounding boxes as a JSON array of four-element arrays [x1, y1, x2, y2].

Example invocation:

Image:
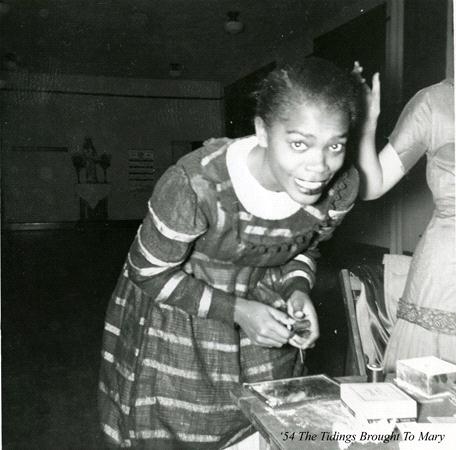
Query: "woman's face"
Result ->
[[255, 101, 350, 206]]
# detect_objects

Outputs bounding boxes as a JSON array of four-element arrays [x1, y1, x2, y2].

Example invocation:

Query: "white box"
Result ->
[[396, 356, 456, 396], [341, 382, 417, 423]]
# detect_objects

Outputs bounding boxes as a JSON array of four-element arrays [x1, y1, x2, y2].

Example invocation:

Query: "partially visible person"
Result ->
[[356, 67, 455, 372]]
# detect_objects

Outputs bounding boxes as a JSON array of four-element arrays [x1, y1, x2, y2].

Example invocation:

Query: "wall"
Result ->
[[1, 72, 224, 223]]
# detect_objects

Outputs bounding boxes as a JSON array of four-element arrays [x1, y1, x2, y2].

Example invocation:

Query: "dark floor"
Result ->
[[1, 224, 382, 449]]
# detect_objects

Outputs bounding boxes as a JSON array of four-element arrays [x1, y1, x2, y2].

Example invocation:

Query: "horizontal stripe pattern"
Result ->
[[244, 352, 296, 376], [244, 225, 293, 238], [282, 269, 315, 288], [135, 396, 238, 413], [303, 205, 326, 220], [148, 202, 205, 243], [190, 251, 234, 266], [293, 253, 317, 273], [244, 360, 275, 376], [147, 328, 239, 352], [127, 254, 169, 276], [134, 429, 220, 443], [137, 226, 184, 267], [142, 359, 239, 382]]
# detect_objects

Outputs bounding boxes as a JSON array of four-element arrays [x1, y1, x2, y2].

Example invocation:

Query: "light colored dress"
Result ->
[[384, 79, 456, 371], [98, 135, 359, 449]]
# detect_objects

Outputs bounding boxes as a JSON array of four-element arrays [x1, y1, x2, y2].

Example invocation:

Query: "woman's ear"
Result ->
[[254, 116, 268, 148]]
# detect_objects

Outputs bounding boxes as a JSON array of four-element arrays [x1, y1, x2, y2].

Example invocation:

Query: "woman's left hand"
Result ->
[[352, 61, 381, 128], [286, 291, 319, 349]]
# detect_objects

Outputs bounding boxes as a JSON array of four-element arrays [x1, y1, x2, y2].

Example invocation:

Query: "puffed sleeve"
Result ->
[[126, 165, 237, 324], [389, 88, 432, 172]]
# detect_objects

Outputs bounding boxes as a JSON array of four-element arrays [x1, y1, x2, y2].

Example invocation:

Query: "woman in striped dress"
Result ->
[[99, 58, 361, 449]]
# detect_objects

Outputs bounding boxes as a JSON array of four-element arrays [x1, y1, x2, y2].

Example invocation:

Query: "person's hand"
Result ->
[[234, 298, 294, 347], [286, 291, 319, 350], [352, 61, 381, 128]]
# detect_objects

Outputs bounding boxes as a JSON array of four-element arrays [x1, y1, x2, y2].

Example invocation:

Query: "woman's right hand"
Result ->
[[234, 298, 294, 347]]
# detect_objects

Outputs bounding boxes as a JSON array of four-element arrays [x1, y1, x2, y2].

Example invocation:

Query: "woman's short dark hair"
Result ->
[[254, 57, 361, 128]]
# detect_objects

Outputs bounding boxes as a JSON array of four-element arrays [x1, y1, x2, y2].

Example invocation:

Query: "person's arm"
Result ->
[[356, 72, 406, 200], [356, 67, 431, 200], [127, 165, 237, 323]]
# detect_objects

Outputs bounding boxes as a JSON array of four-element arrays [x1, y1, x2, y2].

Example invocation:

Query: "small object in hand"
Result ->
[[273, 298, 287, 310], [294, 310, 305, 319], [292, 320, 311, 334]]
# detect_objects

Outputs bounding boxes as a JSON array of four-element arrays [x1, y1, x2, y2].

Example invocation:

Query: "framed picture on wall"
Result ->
[[128, 148, 156, 192]]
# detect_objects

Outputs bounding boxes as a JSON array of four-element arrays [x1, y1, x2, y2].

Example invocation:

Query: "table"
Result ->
[[230, 376, 456, 450]]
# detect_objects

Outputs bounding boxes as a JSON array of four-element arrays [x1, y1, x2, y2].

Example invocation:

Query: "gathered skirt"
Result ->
[[99, 274, 301, 449], [384, 214, 456, 372]]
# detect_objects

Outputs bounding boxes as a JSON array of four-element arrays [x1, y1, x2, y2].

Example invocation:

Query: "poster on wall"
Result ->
[[128, 148, 156, 192]]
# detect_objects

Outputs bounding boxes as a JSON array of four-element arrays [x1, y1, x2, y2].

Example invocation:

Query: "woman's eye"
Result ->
[[290, 141, 308, 151], [328, 143, 345, 153]]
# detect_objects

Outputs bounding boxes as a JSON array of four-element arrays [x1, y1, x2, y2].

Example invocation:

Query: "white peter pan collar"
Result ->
[[226, 136, 302, 220]]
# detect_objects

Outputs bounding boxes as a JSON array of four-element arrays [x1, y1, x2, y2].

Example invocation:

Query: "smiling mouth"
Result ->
[[294, 178, 327, 194]]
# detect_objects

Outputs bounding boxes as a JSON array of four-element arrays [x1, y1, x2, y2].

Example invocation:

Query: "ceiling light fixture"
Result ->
[[224, 11, 244, 34]]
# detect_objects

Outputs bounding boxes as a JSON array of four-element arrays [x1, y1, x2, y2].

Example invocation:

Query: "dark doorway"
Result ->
[[313, 3, 387, 138], [313, 4, 386, 85]]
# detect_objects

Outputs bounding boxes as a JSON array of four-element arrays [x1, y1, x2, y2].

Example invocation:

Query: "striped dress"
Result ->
[[99, 136, 359, 449]]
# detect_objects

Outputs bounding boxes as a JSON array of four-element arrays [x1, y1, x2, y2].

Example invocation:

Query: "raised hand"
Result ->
[[352, 61, 381, 128]]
